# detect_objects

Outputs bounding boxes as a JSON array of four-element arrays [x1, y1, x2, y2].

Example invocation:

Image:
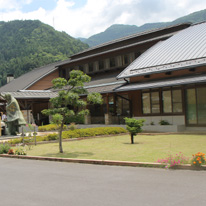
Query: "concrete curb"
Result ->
[[0, 154, 165, 168], [1, 154, 206, 170]]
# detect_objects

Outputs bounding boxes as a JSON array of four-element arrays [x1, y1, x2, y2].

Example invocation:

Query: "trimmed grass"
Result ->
[[25, 134, 206, 163]]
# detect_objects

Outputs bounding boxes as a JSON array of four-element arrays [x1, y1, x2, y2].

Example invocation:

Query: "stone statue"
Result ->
[[4, 94, 26, 135]]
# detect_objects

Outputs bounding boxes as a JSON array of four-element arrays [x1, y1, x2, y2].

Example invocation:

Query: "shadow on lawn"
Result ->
[[41, 152, 94, 158], [123, 142, 143, 145]]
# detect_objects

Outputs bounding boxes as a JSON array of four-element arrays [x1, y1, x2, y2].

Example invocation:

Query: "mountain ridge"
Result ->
[[81, 9, 206, 47]]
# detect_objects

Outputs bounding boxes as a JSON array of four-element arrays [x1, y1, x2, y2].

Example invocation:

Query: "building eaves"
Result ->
[[115, 74, 206, 92]]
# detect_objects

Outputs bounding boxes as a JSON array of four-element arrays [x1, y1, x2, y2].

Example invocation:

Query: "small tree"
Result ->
[[42, 70, 102, 153], [124, 117, 145, 144]]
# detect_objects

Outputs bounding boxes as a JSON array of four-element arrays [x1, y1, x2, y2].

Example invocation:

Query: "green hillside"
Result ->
[[82, 9, 206, 47], [172, 9, 206, 24], [0, 20, 89, 86]]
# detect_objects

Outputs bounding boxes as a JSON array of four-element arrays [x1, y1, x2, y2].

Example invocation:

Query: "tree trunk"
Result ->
[[131, 134, 134, 144], [59, 121, 64, 153]]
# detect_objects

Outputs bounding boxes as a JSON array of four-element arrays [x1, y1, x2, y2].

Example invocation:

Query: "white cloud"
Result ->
[[0, 0, 206, 38]]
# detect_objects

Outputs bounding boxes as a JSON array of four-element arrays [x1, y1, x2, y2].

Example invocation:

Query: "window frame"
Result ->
[[141, 87, 183, 116]]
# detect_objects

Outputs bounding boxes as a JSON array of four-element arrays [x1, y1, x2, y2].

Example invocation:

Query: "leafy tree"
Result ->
[[124, 117, 145, 144], [42, 70, 102, 153], [0, 20, 89, 86]]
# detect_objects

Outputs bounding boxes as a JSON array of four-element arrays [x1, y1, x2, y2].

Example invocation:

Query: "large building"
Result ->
[[1, 21, 206, 132]]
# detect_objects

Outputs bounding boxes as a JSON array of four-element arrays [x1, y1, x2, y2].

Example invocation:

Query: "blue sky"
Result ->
[[21, 0, 87, 12], [0, 0, 206, 38]]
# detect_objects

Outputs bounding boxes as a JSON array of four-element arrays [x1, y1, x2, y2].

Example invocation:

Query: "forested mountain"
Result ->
[[82, 9, 206, 47], [0, 20, 88, 86]]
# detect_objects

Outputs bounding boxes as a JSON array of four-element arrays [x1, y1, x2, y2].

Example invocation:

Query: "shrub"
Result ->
[[8, 127, 127, 144], [46, 133, 58, 141], [0, 144, 11, 154], [159, 120, 170, 125], [62, 130, 81, 139], [38, 124, 67, 132], [62, 127, 126, 139], [191, 152, 206, 167], [124, 117, 145, 144]]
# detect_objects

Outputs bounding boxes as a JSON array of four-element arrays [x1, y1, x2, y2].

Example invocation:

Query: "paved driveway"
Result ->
[[0, 158, 206, 206]]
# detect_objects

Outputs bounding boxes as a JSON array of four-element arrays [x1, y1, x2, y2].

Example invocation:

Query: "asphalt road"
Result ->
[[0, 158, 206, 206]]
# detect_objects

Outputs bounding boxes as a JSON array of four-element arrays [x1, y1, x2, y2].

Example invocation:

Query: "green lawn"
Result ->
[[25, 134, 206, 163]]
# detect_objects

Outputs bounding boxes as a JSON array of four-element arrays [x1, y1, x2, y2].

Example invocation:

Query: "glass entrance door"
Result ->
[[186, 87, 206, 125]]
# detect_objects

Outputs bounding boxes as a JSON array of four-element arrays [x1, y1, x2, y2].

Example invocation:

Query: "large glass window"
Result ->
[[142, 92, 151, 114], [142, 91, 160, 114], [173, 90, 182, 113], [163, 90, 172, 113], [116, 95, 130, 116], [186, 88, 197, 124], [151, 92, 160, 113], [197, 88, 206, 124], [142, 88, 182, 115], [162, 89, 182, 113], [186, 87, 206, 125]]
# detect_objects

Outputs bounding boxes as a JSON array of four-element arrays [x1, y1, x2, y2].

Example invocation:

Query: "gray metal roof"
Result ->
[[117, 22, 206, 79], [1, 90, 58, 99], [115, 74, 206, 92], [0, 61, 63, 92], [84, 71, 122, 86], [86, 82, 124, 94]]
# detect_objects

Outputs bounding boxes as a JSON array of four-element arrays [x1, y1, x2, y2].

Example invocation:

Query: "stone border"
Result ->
[[1, 154, 206, 170], [0, 154, 165, 168]]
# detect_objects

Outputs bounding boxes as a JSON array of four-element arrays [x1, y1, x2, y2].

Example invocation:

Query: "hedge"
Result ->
[[8, 127, 127, 145], [38, 124, 67, 132]]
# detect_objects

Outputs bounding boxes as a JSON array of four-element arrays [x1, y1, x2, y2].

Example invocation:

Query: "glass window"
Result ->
[[109, 96, 114, 114], [124, 55, 129, 65], [99, 60, 104, 70], [142, 93, 151, 114], [163, 90, 172, 113], [186, 88, 197, 124], [116, 95, 130, 116], [110, 58, 116, 67], [162, 89, 182, 113], [197, 87, 206, 124], [151, 92, 160, 113], [89, 63, 93, 72], [172, 90, 182, 113]]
